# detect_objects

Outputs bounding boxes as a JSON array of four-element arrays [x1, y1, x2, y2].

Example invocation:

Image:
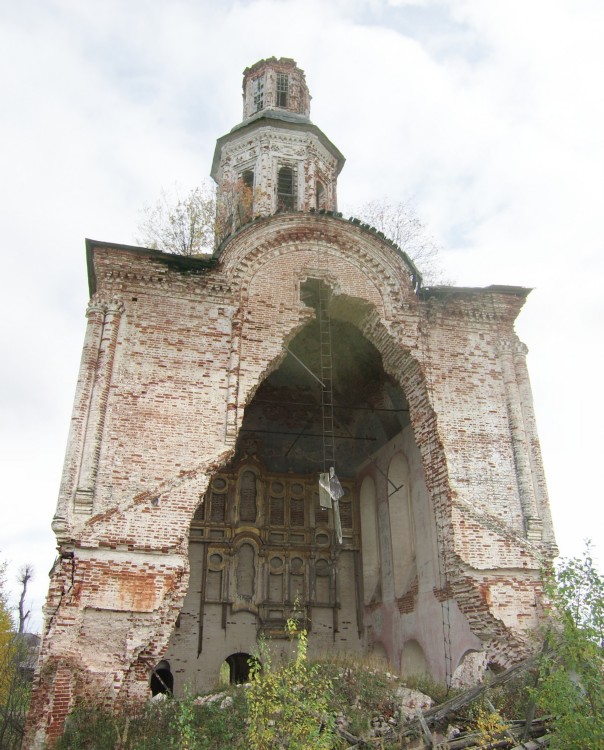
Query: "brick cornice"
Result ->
[[87, 242, 234, 301], [423, 287, 530, 325]]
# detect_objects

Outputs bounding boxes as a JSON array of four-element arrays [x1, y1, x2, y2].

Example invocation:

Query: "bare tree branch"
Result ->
[[17, 565, 33, 635], [137, 182, 217, 256], [347, 198, 450, 286]]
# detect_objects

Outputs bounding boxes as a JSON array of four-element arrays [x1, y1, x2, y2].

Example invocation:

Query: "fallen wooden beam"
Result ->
[[402, 654, 538, 735], [437, 727, 550, 750]]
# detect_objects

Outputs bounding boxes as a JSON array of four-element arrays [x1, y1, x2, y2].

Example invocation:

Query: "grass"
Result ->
[[53, 654, 539, 749], [54, 655, 411, 749], [55, 689, 250, 750]]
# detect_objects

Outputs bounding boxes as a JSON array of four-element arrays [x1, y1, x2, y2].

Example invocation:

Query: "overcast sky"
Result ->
[[1, 0, 603, 632]]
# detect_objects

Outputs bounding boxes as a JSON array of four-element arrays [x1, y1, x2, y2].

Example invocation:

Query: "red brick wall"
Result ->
[[24, 214, 555, 746]]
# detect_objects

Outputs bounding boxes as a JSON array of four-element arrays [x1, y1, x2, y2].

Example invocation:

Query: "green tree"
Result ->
[[1, 558, 19, 749], [0, 558, 35, 750], [535, 542, 604, 749], [246, 616, 335, 750], [0, 558, 14, 701]]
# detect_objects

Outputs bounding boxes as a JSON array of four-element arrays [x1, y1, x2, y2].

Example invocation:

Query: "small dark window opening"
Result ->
[[276, 73, 289, 108], [237, 170, 254, 225], [316, 181, 326, 210], [225, 652, 256, 684], [277, 166, 296, 212], [252, 76, 264, 112], [290, 496, 305, 526], [241, 170, 254, 189], [150, 660, 174, 696]]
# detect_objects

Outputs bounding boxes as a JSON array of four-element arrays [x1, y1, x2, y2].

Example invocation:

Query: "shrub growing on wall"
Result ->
[[246, 616, 335, 750], [535, 543, 604, 749]]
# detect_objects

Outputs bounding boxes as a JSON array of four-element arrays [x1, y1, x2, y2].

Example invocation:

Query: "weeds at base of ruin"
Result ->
[[51, 664, 551, 750], [54, 692, 250, 750]]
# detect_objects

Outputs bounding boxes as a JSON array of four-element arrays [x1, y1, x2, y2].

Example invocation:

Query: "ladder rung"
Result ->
[[318, 294, 336, 474]]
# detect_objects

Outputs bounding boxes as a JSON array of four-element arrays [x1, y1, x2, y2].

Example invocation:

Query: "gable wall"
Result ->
[[25, 215, 555, 747]]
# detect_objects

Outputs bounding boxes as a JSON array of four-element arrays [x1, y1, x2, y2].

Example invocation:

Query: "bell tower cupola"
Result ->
[[242, 57, 311, 120], [211, 57, 345, 234]]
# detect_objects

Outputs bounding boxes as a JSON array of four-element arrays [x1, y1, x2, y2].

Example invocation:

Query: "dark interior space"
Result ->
[[225, 652, 254, 684], [232, 312, 410, 478]]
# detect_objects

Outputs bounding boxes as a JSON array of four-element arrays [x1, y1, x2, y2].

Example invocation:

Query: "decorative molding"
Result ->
[[497, 337, 542, 540], [73, 301, 124, 516], [497, 335, 527, 355], [96, 267, 233, 297], [88, 292, 126, 314], [225, 310, 244, 445], [51, 513, 71, 546]]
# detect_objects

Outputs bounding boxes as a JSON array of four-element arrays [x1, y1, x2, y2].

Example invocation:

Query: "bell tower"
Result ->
[[211, 57, 345, 225]]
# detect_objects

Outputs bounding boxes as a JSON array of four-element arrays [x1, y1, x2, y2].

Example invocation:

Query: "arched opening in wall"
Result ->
[[400, 640, 428, 679], [360, 476, 379, 605], [164, 287, 439, 692], [277, 166, 296, 211], [150, 660, 174, 696], [237, 170, 254, 224], [370, 642, 389, 667], [316, 180, 325, 210], [222, 652, 255, 684], [388, 453, 416, 598]]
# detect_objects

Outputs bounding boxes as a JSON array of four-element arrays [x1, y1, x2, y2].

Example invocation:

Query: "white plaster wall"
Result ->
[[165, 544, 363, 694], [361, 428, 481, 681]]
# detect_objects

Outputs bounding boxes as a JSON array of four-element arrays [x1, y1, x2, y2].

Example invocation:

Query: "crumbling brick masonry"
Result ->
[[24, 58, 556, 748]]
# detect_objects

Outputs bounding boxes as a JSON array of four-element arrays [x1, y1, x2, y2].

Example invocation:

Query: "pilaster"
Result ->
[[74, 298, 124, 515], [498, 338, 542, 541]]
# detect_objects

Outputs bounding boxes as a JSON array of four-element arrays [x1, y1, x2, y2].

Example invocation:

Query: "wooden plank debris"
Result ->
[[335, 655, 553, 749]]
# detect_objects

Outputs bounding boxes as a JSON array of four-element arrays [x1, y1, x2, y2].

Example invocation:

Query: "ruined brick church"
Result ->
[[25, 58, 556, 747]]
